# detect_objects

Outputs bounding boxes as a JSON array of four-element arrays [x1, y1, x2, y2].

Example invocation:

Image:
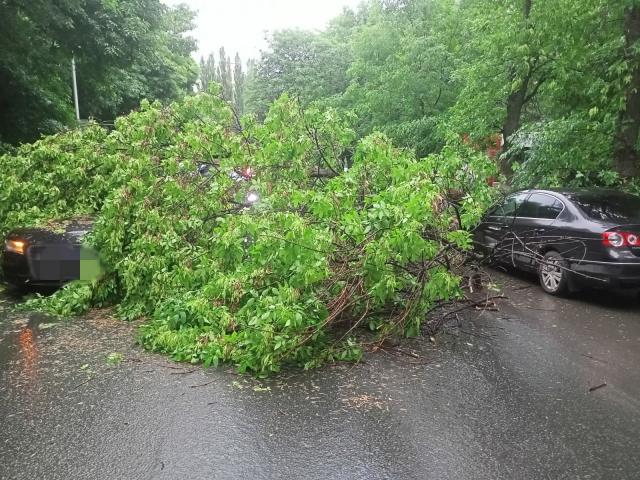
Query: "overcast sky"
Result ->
[[162, 0, 363, 64]]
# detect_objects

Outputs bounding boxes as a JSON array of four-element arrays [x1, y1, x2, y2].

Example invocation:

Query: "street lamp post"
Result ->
[[71, 54, 80, 121]]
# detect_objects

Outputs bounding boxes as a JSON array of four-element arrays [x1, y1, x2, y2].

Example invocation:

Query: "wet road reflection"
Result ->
[[18, 326, 38, 381]]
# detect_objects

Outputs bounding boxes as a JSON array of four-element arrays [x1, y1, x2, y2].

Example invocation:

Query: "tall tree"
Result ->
[[200, 54, 218, 92], [613, 3, 640, 178], [0, 0, 75, 144], [233, 53, 245, 115], [236, 0, 640, 185], [500, 0, 535, 177], [0, 0, 198, 144], [244, 28, 353, 117], [344, 0, 459, 156], [217, 47, 233, 102], [448, 0, 560, 177]]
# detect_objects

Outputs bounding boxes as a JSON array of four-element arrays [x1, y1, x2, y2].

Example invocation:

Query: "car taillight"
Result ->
[[602, 231, 639, 247]]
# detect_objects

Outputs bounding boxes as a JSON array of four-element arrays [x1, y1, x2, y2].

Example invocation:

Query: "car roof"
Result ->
[[7, 216, 94, 238], [514, 188, 634, 199]]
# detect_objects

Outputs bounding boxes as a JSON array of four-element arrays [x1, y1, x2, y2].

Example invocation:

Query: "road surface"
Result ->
[[1, 272, 639, 480]]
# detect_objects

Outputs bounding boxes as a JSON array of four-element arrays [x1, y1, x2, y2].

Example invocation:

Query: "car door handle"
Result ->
[[487, 225, 507, 232], [533, 228, 546, 234]]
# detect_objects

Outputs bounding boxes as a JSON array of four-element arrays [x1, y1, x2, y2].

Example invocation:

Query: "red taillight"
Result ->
[[602, 231, 639, 247]]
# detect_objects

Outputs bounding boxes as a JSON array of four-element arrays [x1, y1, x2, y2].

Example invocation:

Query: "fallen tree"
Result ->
[[1, 91, 497, 375]]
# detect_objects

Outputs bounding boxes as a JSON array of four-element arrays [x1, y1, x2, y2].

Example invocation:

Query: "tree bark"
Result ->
[[500, 0, 533, 179], [613, 6, 640, 179], [501, 77, 530, 178]]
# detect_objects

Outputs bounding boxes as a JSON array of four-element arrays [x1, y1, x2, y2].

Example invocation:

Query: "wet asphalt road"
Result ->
[[1, 272, 640, 480]]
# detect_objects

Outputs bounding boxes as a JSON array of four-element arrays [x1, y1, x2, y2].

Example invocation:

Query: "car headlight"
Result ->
[[5, 239, 26, 255]]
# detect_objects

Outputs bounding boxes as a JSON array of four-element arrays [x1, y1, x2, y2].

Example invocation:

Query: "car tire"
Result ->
[[539, 251, 569, 296]]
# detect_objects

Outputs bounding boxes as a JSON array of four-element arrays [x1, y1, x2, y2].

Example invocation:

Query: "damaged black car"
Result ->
[[2, 217, 99, 288], [474, 188, 640, 295]]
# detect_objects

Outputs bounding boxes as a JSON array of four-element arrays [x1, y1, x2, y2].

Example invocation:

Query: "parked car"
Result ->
[[2, 217, 96, 288], [473, 188, 640, 295], [2, 166, 260, 289]]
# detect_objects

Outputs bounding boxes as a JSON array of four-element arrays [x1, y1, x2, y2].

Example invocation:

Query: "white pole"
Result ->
[[71, 55, 80, 121]]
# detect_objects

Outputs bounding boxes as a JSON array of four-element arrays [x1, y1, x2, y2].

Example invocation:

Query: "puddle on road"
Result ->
[[0, 290, 144, 421], [0, 293, 59, 394]]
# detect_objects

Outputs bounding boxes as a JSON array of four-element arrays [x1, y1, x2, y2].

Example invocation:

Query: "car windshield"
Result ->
[[568, 192, 640, 224]]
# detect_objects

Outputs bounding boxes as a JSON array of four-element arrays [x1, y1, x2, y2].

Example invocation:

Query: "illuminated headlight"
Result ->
[[246, 191, 260, 204], [5, 239, 26, 255]]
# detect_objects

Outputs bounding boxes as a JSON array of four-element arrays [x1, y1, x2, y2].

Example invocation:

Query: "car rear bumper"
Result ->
[[570, 261, 640, 289]]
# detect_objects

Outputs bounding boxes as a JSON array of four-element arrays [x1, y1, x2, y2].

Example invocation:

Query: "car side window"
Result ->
[[489, 193, 528, 218], [518, 193, 564, 219], [546, 199, 564, 219]]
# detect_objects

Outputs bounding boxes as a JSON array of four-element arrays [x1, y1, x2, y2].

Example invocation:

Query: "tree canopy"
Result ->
[[0, 0, 198, 145], [245, 0, 640, 188], [199, 48, 246, 116]]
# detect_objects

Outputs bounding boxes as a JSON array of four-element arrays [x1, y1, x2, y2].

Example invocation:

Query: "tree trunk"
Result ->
[[613, 6, 640, 179], [501, 79, 530, 178], [500, 0, 533, 179]]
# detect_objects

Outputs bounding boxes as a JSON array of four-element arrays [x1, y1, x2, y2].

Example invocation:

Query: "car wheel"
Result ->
[[539, 251, 569, 296]]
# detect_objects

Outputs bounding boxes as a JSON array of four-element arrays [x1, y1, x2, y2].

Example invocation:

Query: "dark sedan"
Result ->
[[2, 217, 98, 288], [474, 188, 640, 295]]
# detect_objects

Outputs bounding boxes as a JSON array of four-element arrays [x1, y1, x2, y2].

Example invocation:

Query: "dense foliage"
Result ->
[[0, 0, 198, 145], [244, 29, 352, 119], [1, 92, 496, 375], [245, 0, 640, 186]]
